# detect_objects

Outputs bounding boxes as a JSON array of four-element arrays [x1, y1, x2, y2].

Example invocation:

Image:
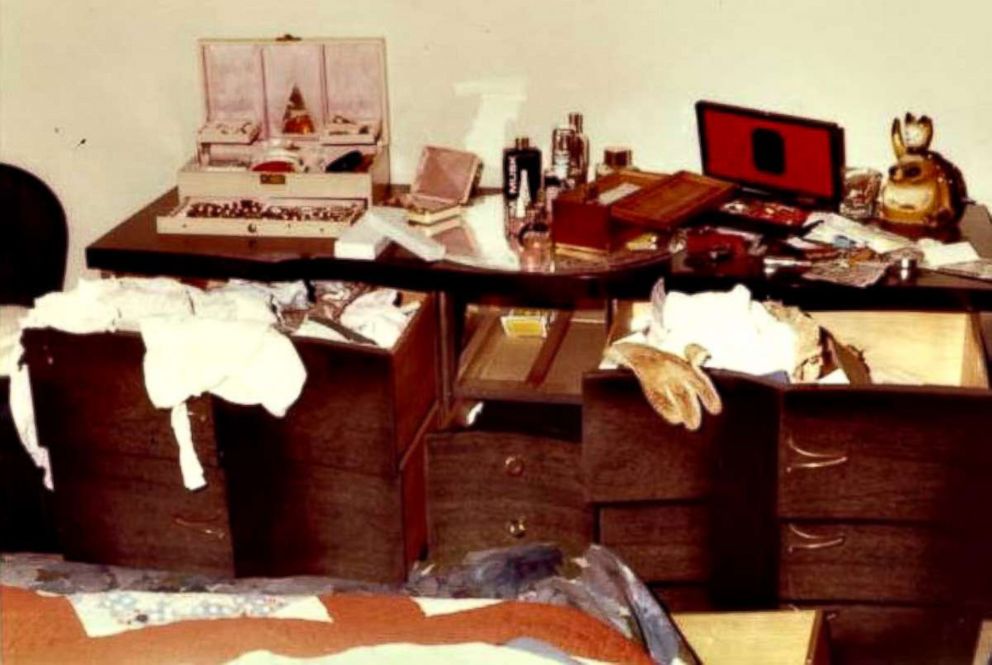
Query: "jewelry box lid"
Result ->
[[696, 101, 845, 209], [197, 36, 390, 146]]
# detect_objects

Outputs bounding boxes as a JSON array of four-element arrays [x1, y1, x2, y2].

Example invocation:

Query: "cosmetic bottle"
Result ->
[[503, 136, 542, 202], [567, 112, 590, 185], [506, 167, 534, 242], [551, 125, 574, 184], [595, 147, 634, 178]]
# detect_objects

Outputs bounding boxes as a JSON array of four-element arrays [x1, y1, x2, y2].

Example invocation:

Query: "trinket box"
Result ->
[[551, 170, 665, 252], [177, 37, 391, 205], [610, 170, 737, 231], [401, 146, 480, 225]]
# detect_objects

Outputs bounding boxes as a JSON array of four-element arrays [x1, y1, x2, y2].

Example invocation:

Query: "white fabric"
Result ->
[[170, 403, 205, 490], [68, 591, 331, 638], [410, 597, 502, 617], [917, 239, 980, 268], [340, 289, 418, 349], [140, 316, 305, 418], [647, 285, 799, 378], [13, 277, 309, 490]]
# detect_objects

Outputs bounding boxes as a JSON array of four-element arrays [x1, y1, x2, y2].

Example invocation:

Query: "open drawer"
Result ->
[[212, 291, 438, 478], [780, 310, 992, 522], [456, 305, 607, 403]]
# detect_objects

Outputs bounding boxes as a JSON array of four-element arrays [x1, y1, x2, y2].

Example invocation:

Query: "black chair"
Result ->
[[0, 163, 67, 552]]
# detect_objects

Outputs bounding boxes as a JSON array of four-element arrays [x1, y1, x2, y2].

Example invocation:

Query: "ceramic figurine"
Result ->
[[879, 113, 966, 227]]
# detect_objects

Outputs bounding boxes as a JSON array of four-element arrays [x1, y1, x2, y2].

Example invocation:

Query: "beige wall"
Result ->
[[2, 0, 990, 285]]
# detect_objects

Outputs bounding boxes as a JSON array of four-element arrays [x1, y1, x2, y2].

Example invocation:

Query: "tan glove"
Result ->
[[605, 342, 722, 431]]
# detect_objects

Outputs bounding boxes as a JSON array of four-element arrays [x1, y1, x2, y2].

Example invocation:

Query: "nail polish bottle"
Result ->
[[503, 136, 542, 202], [567, 112, 590, 185]]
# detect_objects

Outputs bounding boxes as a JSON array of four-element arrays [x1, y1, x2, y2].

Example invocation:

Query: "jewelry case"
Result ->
[[176, 37, 391, 204]]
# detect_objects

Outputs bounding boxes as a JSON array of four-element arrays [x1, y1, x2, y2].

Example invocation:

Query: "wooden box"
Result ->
[[551, 170, 663, 252], [177, 38, 391, 205]]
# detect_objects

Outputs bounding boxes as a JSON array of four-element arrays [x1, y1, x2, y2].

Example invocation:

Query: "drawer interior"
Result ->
[[810, 311, 989, 388], [457, 305, 606, 402]]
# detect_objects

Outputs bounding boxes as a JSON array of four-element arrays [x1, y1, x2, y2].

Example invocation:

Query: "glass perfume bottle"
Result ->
[[550, 124, 574, 184], [595, 146, 633, 178], [567, 112, 589, 185], [502, 136, 542, 202]]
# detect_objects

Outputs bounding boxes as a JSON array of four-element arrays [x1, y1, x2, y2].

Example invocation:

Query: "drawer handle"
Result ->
[[785, 436, 848, 473], [504, 455, 525, 477], [173, 514, 226, 540], [786, 524, 845, 552], [506, 517, 527, 539]]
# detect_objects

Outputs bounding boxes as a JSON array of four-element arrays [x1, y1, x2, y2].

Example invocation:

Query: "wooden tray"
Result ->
[[611, 170, 736, 230]]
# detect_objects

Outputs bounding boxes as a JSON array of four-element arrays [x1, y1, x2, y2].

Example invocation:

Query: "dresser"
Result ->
[[45, 193, 992, 662]]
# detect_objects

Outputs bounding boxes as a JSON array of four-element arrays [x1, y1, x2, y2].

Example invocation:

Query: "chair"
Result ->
[[0, 163, 67, 552]]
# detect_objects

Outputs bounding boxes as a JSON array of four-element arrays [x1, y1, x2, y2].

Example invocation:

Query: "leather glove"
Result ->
[[605, 342, 722, 431]]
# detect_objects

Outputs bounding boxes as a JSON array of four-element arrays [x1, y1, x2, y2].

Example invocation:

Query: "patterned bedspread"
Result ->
[[0, 544, 697, 664]]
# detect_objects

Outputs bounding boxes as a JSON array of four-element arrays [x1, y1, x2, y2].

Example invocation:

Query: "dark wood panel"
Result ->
[[791, 603, 980, 665], [224, 455, 407, 583], [427, 429, 591, 562], [779, 522, 992, 605], [392, 295, 439, 460], [779, 388, 992, 522], [22, 329, 220, 466], [52, 452, 233, 575], [599, 504, 709, 582], [213, 340, 398, 478], [649, 584, 713, 612]]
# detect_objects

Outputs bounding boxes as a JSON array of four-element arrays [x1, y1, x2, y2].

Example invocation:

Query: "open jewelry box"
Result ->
[[176, 37, 390, 205]]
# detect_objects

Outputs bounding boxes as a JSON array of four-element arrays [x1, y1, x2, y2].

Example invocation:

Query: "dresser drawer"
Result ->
[[779, 389, 992, 522], [599, 504, 709, 583], [428, 429, 591, 561], [23, 329, 220, 466], [52, 451, 233, 575], [583, 371, 778, 502], [790, 603, 980, 665], [212, 293, 438, 478], [224, 431, 426, 583], [778, 522, 992, 605]]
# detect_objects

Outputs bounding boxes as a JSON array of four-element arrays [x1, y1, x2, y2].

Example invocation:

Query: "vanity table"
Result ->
[[33, 189, 992, 663]]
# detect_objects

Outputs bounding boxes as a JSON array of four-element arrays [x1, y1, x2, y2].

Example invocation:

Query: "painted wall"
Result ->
[[2, 0, 990, 285]]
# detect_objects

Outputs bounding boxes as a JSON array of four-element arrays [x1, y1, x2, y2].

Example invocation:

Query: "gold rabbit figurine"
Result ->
[[879, 113, 966, 228]]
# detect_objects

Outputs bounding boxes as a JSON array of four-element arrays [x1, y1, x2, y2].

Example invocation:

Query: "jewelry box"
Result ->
[[176, 36, 391, 204]]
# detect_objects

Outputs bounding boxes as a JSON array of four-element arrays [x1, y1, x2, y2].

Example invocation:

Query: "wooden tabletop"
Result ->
[[675, 610, 828, 665], [87, 189, 992, 309]]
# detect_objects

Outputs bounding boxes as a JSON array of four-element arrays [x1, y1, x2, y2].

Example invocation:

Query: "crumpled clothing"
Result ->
[[647, 284, 806, 379], [141, 316, 305, 418], [2, 306, 50, 488], [340, 289, 419, 349], [13, 277, 309, 491]]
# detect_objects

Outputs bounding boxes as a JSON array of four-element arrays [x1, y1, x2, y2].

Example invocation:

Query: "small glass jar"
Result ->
[[595, 146, 633, 178], [840, 167, 883, 220]]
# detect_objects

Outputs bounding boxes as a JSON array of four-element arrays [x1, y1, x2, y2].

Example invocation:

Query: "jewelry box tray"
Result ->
[[156, 196, 366, 238]]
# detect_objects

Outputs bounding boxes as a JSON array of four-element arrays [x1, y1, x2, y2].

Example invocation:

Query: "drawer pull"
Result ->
[[504, 455, 525, 477], [785, 436, 848, 473], [506, 517, 527, 539], [173, 514, 226, 540], [786, 524, 845, 552]]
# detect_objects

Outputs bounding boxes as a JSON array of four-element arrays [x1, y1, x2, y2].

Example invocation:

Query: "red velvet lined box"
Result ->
[[696, 101, 845, 208]]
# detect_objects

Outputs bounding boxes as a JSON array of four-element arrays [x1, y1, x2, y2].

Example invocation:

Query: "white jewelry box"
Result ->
[[176, 37, 391, 205]]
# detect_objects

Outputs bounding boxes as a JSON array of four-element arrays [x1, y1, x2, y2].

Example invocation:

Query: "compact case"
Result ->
[[402, 146, 480, 225], [176, 37, 391, 204]]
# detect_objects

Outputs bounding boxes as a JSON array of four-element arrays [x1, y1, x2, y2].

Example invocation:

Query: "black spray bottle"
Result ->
[[502, 136, 542, 202]]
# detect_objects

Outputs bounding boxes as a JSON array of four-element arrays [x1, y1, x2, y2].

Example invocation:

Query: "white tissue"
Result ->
[[170, 403, 205, 490]]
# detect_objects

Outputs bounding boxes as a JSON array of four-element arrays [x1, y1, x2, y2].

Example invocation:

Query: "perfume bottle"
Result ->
[[506, 167, 534, 242], [567, 112, 590, 185], [595, 146, 633, 178], [550, 124, 574, 184], [502, 136, 542, 202]]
